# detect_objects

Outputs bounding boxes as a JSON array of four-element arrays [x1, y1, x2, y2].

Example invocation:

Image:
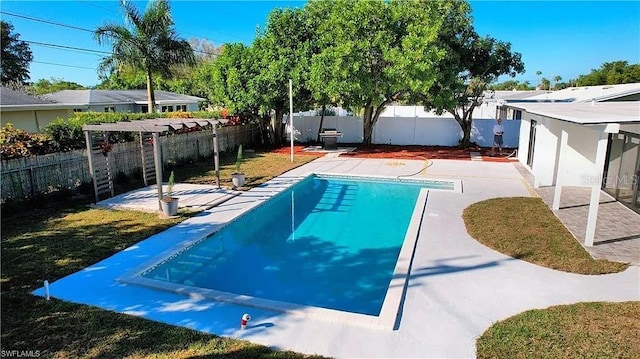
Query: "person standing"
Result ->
[[491, 118, 504, 156]]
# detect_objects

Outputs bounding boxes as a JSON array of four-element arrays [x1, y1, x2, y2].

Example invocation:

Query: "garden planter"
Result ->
[[160, 196, 179, 217], [231, 173, 245, 188]]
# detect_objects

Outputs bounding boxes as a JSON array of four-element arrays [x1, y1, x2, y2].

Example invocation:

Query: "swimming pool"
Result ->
[[121, 174, 457, 328]]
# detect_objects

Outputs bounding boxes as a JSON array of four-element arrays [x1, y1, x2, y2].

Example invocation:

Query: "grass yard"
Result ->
[[463, 197, 628, 274], [175, 150, 323, 190], [0, 150, 326, 358], [476, 301, 640, 359]]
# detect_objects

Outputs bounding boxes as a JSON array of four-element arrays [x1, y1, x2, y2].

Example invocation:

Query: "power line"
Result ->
[[24, 40, 110, 56], [32, 61, 96, 71], [76, 0, 121, 15], [3, 10, 221, 57], [0, 11, 93, 33]]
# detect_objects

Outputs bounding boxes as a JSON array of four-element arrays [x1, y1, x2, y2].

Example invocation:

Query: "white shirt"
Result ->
[[493, 123, 504, 135]]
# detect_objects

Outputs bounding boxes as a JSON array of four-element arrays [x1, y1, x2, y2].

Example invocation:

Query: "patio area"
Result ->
[[33, 157, 640, 358], [514, 162, 640, 265]]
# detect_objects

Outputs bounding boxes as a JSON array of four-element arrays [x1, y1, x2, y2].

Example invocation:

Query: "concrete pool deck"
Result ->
[[34, 157, 640, 358]]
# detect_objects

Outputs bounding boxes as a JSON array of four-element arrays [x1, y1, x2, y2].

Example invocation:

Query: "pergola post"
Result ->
[[552, 130, 568, 210], [84, 130, 99, 203], [152, 132, 163, 211], [213, 125, 220, 188], [585, 130, 608, 246]]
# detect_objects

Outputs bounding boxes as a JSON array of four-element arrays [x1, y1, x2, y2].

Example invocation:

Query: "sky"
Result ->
[[1, 0, 639, 88]]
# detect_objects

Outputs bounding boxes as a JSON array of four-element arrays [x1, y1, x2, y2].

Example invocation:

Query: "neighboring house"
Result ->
[[507, 100, 640, 245], [43, 89, 206, 113], [522, 82, 640, 103], [0, 86, 75, 133]]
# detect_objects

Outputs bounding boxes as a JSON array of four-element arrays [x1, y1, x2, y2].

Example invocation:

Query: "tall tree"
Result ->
[[576, 61, 640, 86], [553, 75, 562, 90], [94, 0, 195, 113], [420, 1, 524, 148], [307, 0, 445, 144], [209, 43, 262, 116], [535, 70, 542, 89], [252, 7, 314, 145], [1, 21, 33, 84]]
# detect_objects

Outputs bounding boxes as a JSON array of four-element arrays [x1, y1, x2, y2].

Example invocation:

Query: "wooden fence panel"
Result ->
[[1, 124, 260, 201]]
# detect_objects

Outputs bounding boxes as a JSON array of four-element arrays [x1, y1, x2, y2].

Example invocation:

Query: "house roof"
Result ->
[[507, 101, 640, 125], [0, 86, 54, 106], [484, 90, 549, 101], [43, 89, 206, 105], [522, 83, 640, 103]]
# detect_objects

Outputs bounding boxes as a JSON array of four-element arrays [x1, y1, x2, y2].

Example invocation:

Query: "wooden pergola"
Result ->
[[82, 118, 221, 210]]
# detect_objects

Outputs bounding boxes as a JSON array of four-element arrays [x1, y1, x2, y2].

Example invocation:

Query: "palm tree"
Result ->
[[94, 0, 195, 113], [553, 75, 562, 90]]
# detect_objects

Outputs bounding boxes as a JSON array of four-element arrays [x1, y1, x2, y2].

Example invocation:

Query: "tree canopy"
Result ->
[[419, 1, 524, 147], [576, 61, 640, 86], [29, 78, 86, 95], [488, 80, 533, 91], [1, 21, 33, 84], [306, 0, 446, 144], [94, 0, 195, 113]]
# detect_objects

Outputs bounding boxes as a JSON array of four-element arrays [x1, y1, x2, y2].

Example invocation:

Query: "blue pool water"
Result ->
[[142, 175, 436, 316]]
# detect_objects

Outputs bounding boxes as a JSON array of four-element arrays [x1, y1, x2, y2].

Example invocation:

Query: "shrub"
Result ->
[[4, 111, 227, 159], [0, 123, 57, 160]]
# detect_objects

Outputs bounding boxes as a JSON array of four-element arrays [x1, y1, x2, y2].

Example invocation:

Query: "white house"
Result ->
[[43, 89, 205, 114], [508, 100, 640, 246]]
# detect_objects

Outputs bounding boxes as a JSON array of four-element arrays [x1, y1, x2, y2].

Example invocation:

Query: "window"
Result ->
[[141, 105, 149, 113], [104, 106, 116, 112], [176, 104, 187, 112], [73, 108, 83, 113], [514, 110, 522, 120], [161, 105, 174, 112]]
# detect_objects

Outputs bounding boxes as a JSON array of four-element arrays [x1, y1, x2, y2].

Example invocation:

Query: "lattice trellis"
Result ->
[[85, 131, 115, 200]]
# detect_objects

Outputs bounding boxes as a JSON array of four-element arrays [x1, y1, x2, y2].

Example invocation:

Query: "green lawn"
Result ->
[[465, 197, 636, 357], [463, 197, 628, 274], [477, 302, 640, 359], [1, 151, 325, 359], [174, 150, 322, 190]]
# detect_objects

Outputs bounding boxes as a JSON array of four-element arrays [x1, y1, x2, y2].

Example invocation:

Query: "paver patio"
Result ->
[[34, 157, 640, 358], [513, 162, 640, 265]]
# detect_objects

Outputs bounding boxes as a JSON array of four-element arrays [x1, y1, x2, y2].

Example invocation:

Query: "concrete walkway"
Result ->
[[34, 157, 639, 358], [94, 183, 239, 213]]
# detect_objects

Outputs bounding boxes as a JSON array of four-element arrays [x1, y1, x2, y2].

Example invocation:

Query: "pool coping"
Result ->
[[117, 173, 447, 330]]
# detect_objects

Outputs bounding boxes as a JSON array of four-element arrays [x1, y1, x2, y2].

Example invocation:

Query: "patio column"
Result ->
[[84, 130, 99, 203], [153, 132, 163, 211], [212, 125, 220, 188], [585, 130, 608, 246], [552, 130, 568, 210]]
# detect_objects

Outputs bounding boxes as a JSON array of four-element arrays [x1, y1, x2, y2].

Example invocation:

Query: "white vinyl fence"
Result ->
[[287, 115, 520, 148], [1, 124, 260, 201]]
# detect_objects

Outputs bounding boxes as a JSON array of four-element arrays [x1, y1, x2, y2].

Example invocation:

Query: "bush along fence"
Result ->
[[1, 124, 260, 202]]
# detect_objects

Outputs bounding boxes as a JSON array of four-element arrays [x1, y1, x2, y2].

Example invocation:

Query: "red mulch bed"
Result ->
[[263, 144, 513, 162]]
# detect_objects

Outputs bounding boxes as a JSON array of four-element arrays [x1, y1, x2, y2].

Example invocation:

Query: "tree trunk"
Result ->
[[274, 108, 284, 145], [146, 69, 156, 114], [362, 105, 374, 145], [362, 99, 391, 145], [316, 104, 326, 143], [452, 111, 473, 148], [459, 120, 472, 148]]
